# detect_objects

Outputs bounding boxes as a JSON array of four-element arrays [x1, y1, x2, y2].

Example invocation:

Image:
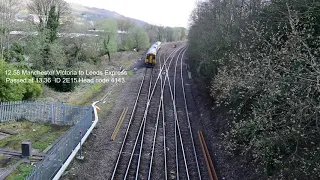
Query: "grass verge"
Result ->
[[5, 163, 33, 180], [0, 121, 69, 152], [71, 83, 104, 105], [0, 155, 19, 168]]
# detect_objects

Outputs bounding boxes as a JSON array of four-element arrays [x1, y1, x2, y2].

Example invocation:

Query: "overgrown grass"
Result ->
[[93, 83, 122, 121], [0, 121, 69, 152], [127, 70, 134, 77], [37, 51, 140, 105], [71, 83, 104, 105], [0, 155, 19, 168], [111, 51, 141, 69], [5, 163, 33, 180], [68, 52, 137, 106]]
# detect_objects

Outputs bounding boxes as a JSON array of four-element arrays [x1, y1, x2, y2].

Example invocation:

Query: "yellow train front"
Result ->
[[145, 42, 161, 68]]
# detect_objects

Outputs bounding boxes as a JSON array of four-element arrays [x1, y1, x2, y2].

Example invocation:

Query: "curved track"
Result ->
[[110, 43, 207, 180]]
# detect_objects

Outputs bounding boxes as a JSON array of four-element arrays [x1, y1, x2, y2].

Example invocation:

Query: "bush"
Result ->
[[212, 11, 320, 180], [23, 82, 43, 100], [3, 42, 25, 62], [189, 0, 320, 178], [45, 73, 78, 92], [0, 59, 43, 101], [25, 32, 66, 70]]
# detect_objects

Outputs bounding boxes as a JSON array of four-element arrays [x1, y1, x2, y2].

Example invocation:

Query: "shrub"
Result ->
[[45, 73, 78, 92], [212, 13, 320, 179], [3, 42, 25, 62], [189, 0, 320, 178], [0, 60, 43, 101]]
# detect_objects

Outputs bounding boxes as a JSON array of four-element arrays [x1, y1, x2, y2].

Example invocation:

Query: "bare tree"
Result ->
[[144, 24, 157, 43], [156, 25, 165, 42], [27, 0, 70, 29], [0, 0, 22, 54], [117, 18, 134, 50], [129, 25, 149, 50], [96, 18, 118, 61], [117, 18, 134, 32], [165, 27, 173, 42]]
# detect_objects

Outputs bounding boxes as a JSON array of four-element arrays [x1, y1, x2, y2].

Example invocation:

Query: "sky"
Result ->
[[65, 0, 200, 28]]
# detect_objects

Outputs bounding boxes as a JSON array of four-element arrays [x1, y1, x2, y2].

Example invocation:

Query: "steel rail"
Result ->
[[124, 68, 154, 179], [158, 45, 175, 180], [129, 46, 184, 178], [155, 46, 187, 180], [147, 46, 169, 180], [146, 79, 164, 180], [163, 46, 188, 180], [136, 45, 172, 179], [172, 47, 186, 180], [110, 68, 148, 180], [198, 131, 218, 180], [110, 44, 185, 180], [123, 46, 185, 179], [161, 76, 168, 180], [160, 50, 168, 180], [134, 68, 154, 180], [164, 46, 190, 180], [180, 47, 202, 180], [159, 46, 188, 180], [111, 107, 128, 141], [198, 131, 214, 180], [156, 45, 187, 180], [159, 46, 171, 180], [174, 47, 185, 180]]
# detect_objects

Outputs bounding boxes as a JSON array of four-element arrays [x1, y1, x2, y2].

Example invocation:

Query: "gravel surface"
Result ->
[[61, 60, 146, 180]]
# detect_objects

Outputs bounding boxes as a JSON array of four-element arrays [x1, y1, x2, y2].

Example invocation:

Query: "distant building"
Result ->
[[87, 29, 128, 34], [26, 14, 40, 24], [14, 13, 68, 25], [15, 14, 27, 22]]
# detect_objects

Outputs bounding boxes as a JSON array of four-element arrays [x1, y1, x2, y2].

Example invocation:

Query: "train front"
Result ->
[[145, 46, 157, 68]]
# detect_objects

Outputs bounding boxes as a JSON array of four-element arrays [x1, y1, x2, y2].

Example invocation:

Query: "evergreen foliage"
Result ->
[[46, 5, 60, 43]]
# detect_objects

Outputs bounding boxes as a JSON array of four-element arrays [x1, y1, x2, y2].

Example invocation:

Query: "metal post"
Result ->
[[77, 130, 84, 160]]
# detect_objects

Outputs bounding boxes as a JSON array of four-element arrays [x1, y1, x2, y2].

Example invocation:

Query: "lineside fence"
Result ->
[[26, 104, 95, 180], [0, 101, 90, 125]]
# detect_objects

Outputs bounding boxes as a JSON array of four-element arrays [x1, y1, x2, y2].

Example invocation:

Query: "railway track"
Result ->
[[110, 45, 182, 179], [110, 67, 153, 179], [162, 46, 203, 180], [110, 43, 216, 180], [176, 49, 201, 179]]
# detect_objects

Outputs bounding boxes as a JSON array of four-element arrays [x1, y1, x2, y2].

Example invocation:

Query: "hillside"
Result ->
[[18, 1, 147, 27], [69, 3, 147, 26]]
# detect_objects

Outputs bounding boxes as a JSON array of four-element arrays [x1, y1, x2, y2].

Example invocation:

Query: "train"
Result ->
[[145, 41, 161, 68]]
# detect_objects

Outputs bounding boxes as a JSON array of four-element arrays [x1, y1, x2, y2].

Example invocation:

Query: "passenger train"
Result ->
[[145, 41, 161, 68]]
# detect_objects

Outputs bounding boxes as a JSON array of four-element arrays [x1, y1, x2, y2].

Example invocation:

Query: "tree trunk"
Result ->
[[107, 51, 110, 62]]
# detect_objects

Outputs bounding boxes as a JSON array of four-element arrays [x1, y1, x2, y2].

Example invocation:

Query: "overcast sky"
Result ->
[[65, 0, 200, 28]]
